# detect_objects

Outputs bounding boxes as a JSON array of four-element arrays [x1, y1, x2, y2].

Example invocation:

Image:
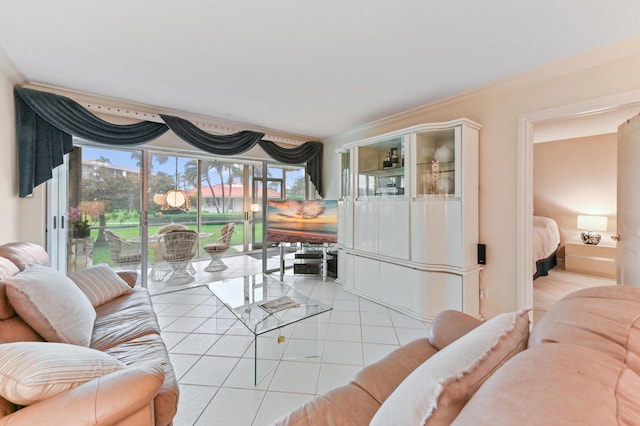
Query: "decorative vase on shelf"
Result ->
[[434, 144, 454, 163]]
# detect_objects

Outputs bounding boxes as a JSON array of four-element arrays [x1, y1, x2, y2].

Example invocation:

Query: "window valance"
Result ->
[[15, 87, 323, 198]]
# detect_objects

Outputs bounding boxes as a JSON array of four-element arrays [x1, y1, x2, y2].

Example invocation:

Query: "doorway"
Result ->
[[517, 90, 640, 312]]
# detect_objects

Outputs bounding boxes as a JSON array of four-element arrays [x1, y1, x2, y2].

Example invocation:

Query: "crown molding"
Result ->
[[22, 82, 317, 146]]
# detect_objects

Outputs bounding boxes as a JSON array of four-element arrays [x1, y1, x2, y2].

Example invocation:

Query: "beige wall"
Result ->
[[534, 134, 617, 256], [0, 48, 42, 244], [323, 39, 640, 317]]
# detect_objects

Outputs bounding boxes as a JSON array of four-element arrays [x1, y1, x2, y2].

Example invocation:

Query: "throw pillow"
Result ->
[[0, 341, 124, 405], [3, 265, 96, 347], [370, 309, 530, 426], [69, 263, 133, 308]]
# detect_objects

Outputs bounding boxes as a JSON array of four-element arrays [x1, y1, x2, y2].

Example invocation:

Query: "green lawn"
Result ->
[[89, 222, 261, 266]]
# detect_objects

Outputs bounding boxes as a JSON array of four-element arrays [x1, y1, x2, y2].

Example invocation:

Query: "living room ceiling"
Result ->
[[1, 1, 640, 140]]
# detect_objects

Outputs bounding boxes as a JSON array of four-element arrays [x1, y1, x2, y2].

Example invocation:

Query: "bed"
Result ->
[[532, 216, 561, 279]]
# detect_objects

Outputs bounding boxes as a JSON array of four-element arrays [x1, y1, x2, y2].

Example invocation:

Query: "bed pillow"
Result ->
[[3, 265, 96, 347], [69, 263, 133, 307], [370, 309, 530, 426], [0, 342, 124, 405]]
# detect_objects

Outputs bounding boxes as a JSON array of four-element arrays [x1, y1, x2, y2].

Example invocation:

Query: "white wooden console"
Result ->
[[335, 119, 482, 321]]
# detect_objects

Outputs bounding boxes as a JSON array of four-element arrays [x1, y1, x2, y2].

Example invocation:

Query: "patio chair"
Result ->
[[148, 224, 190, 281], [203, 223, 236, 272], [160, 229, 199, 285], [104, 230, 142, 267]]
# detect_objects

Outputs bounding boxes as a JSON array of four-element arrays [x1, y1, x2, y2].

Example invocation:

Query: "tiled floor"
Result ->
[[149, 254, 430, 426]]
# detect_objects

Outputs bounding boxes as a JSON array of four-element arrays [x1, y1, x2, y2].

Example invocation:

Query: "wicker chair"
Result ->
[[104, 230, 142, 267], [148, 224, 190, 281], [203, 223, 236, 272], [160, 230, 199, 285]]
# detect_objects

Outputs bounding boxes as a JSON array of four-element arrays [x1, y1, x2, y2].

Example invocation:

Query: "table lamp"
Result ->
[[577, 215, 607, 245]]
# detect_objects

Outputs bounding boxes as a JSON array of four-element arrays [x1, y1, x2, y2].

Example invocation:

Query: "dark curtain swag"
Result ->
[[15, 87, 323, 197]]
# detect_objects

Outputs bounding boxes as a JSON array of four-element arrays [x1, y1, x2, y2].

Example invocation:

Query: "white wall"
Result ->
[[323, 38, 640, 318], [534, 134, 617, 250], [0, 48, 34, 244]]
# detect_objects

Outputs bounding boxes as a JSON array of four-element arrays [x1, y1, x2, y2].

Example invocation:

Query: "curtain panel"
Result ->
[[161, 114, 323, 196], [15, 88, 323, 198]]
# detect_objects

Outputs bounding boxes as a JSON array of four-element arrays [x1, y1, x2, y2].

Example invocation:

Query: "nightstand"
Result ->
[[564, 242, 616, 278]]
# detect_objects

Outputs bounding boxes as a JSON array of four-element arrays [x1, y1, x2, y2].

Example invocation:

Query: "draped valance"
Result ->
[[15, 87, 323, 197]]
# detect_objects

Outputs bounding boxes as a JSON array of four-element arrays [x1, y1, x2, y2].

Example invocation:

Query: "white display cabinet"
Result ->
[[335, 118, 482, 321]]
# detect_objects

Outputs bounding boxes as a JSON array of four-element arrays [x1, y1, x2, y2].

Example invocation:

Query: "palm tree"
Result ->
[[226, 164, 243, 210], [199, 161, 222, 214]]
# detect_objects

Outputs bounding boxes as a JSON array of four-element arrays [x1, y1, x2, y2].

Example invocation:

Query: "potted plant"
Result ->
[[68, 206, 90, 238]]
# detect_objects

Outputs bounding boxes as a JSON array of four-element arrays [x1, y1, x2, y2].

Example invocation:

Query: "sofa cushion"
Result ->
[[0, 259, 20, 320], [529, 285, 640, 375], [452, 344, 640, 425], [0, 242, 50, 270], [69, 263, 134, 308], [370, 309, 530, 426], [91, 288, 161, 351], [0, 341, 124, 406], [3, 265, 96, 347], [352, 338, 438, 405], [273, 382, 381, 426], [0, 316, 44, 344], [103, 333, 179, 426]]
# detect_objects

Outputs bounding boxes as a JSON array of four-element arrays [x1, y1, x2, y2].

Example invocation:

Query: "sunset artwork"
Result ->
[[267, 200, 338, 243]]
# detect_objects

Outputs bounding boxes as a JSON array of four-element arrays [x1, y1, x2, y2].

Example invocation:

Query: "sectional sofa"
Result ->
[[0, 242, 178, 425], [276, 284, 640, 425]]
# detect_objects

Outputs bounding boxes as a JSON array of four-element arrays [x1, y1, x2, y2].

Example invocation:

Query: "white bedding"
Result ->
[[532, 216, 561, 275]]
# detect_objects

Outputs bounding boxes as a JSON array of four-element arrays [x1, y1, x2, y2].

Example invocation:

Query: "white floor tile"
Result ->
[[146, 263, 435, 425], [193, 317, 236, 334], [363, 342, 399, 365], [172, 384, 218, 426], [328, 310, 361, 325], [222, 357, 276, 390], [395, 327, 429, 345], [361, 325, 399, 345], [168, 353, 201, 381], [160, 331, 188, 350], [359, 299, 389, 313], [316, 363, 361, 395], [252, 392, 314, 426], [322, 340, 364, 366], [180, 355, 239, 386], [325, 323, 362, 342], [291, 321, 329, 340], [269, 361, 321, 394], [163, 316, 209, 333], [282, 338, 324, 363], [171, 333, 221, 355], [360, 310, 393, 327], [206, 334, 254, 357], [389, 312, 429, 329], [195, 387, 266, 426]]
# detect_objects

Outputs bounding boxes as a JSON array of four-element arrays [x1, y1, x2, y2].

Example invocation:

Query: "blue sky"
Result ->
[[82, 146, 304, 187]]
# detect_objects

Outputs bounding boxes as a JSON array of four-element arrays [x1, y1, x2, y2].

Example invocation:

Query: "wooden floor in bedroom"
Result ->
[[533, 266, 616, 324]]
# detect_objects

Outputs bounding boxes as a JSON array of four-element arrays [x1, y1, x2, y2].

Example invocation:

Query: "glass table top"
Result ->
[[207, 274, 332, 336]]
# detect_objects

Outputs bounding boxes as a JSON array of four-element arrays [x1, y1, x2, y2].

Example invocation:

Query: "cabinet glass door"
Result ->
[[357, 137, 406, 197], [340, 150, 351, 199], [415, 129, 457, 196]]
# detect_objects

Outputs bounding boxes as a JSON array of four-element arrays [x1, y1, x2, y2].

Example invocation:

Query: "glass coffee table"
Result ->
[[207, 274, 332, 384]]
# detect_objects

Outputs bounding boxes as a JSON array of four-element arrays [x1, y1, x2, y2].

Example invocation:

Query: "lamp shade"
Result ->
[[161, 189, 191, 211], [577, 215, 608, 232]]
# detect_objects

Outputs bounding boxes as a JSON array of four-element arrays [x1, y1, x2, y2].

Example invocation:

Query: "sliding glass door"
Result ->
[[66, 145, 144, 276], [56, 142, 310, 281]]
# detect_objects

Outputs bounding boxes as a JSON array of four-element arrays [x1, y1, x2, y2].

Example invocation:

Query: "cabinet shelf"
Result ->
[[359, 166, 405, 176]]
